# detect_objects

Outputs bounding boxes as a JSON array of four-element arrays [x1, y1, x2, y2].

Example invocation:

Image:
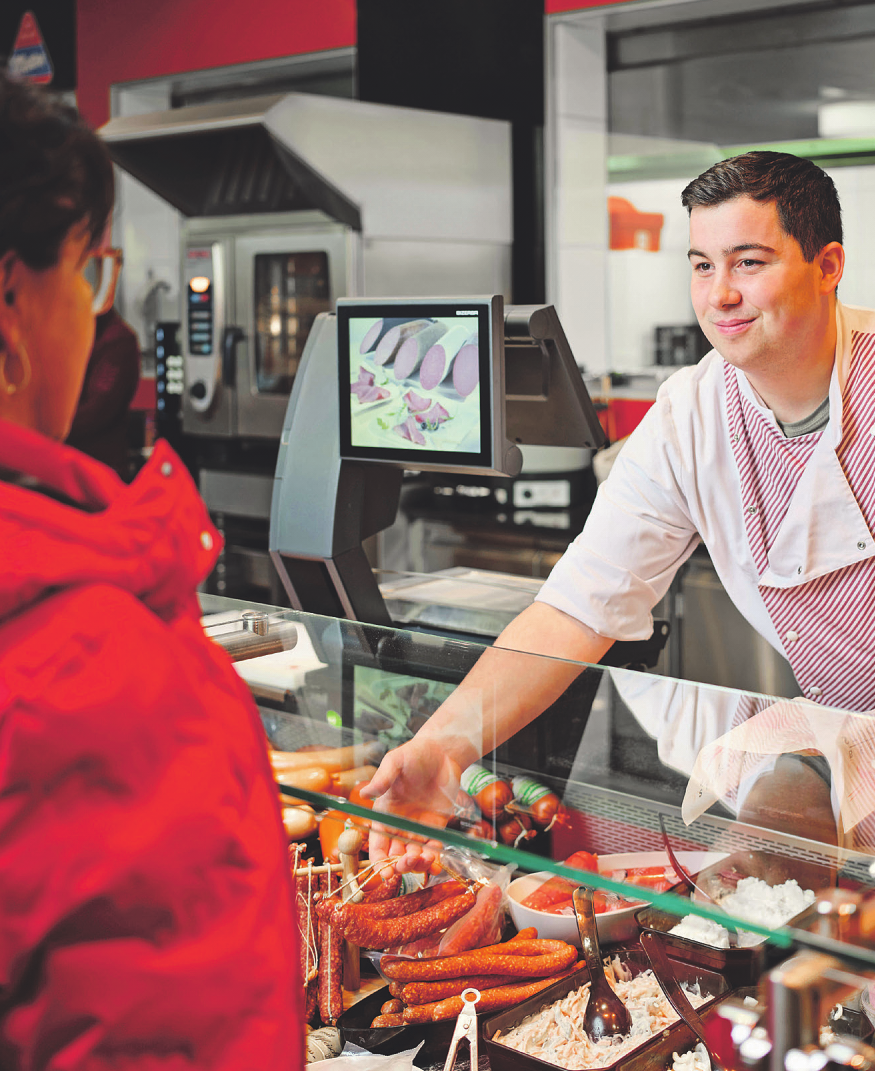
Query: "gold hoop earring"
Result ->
[[0, 344, 31, 396]]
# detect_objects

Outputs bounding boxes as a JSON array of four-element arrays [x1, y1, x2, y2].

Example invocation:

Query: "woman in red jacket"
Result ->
[[0, 73, 304, 1068]]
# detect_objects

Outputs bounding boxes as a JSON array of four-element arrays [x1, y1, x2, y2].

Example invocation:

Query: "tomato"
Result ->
[[563, 850, 599, 873]]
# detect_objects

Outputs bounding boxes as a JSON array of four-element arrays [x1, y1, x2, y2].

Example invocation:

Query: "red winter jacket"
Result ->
[[0, 421, 304, 1070]]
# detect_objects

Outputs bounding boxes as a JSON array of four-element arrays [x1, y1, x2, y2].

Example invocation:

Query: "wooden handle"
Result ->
[[338, 825, 364, 991]]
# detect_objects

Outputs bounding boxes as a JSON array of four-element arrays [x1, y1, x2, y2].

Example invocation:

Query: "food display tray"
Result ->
[[482, 948, 728, 1071], [634, 855, 820, 988]]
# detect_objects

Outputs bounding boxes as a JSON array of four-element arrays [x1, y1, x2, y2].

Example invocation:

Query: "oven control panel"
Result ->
[[184, 244, 224, 413]]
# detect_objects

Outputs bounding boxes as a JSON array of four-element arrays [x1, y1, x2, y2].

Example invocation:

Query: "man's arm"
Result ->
[[362, 601, 614, 871]]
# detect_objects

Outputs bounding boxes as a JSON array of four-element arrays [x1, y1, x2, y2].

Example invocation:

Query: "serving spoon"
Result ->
[[572, 886, 632, 1041], [640, 931, 724, 1070], [658, 815, 739, 947]]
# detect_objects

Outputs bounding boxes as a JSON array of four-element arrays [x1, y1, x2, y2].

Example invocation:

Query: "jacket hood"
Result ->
[[0, 422, 220, 624]]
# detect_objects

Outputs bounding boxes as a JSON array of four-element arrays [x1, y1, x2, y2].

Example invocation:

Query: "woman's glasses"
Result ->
[[83, 249, 123, 316]]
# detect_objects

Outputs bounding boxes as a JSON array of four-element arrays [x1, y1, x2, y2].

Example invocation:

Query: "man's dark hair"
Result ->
[[0, 70, 114, 270], [681, 151, 842, 262]]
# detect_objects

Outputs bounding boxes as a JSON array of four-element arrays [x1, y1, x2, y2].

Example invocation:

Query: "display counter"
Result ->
[[201, 588, 875, 1068]]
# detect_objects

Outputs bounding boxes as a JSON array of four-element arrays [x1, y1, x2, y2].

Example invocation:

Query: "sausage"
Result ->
[[437, 881, 502, 956], [360, 871, 402, 901], [460, 764, 512, 819], [496, 811, 536, 846], [371, 1013, 405, 1028], [452, 341, 480, 398], [330, 765, 378, 797], [325, 890, 477, 950], [380, 998, 404, 1015], [270, 743, 382, 776], [275, 765, 332, 800], [427, 967, 580, 1022], [380, 938, 578, 982], [374, 319, 433, 366], [291, 846, 320, 1024], [360, 317, 411, 355], [392, 322, 449, 381], [318, 872, 344, 1025], [317, 880, 466, 923], [400, 973, 524, 1005], [419, 326, 475, 392], [282, 804, 318, 839], [510, 776, 566, 828]]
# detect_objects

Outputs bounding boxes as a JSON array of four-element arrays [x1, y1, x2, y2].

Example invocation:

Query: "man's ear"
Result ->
[[0, 250, 23, 356], [818, 241, 844, 295]]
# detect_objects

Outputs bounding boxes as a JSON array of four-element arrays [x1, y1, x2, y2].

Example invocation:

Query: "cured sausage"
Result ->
[[371, 1013, 405, 1028], [428, 968, 580, 1022], [291, 845, 320, 1024], [318, 872, 344, 1025], [380, 998, 404, 1015], [325, 890, 476, 950], [380, 938, 577, 982], [400, 973, 523, 1006], [360, 871, 402, 901], [359, 317, 411, 355], [419, 326, 475, 392], [374, 320, 433, 366], [318, 880, 466, 924], [460, 764, 512, 819], [437, 881, 502, 956], [401, 968, 578, 1024], [392, 322, 449, 381], [452, 340, 480, 398]]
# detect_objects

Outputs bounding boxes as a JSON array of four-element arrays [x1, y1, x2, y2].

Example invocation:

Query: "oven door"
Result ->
[[234, 225, 354, 439]]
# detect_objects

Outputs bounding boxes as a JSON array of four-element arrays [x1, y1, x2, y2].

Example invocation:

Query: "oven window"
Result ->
[[254, 252, 330, 394]]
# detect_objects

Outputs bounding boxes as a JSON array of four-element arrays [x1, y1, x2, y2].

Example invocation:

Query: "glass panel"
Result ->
[[253, 251, 330, 395], [199, 590, 875, 978]]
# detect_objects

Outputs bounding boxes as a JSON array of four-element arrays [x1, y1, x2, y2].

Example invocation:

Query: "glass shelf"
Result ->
[[200, 588, 875, 972]]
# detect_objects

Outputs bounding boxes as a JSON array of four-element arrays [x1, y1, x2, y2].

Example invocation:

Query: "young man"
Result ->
[[364, 151, 873, 870]]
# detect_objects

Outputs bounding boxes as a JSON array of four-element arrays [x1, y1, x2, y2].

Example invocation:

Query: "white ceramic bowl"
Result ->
[[506, 851, 726, 947]]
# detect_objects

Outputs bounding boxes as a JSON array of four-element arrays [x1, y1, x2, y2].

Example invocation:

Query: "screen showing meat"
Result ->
[[346, 313, 483, 454]]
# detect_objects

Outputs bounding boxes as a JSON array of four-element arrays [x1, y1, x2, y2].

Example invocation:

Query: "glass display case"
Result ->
[[201, 587, 875, 1067]]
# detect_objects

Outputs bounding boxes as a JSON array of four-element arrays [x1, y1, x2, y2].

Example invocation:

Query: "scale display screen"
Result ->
[[337, 299, 496, 471]]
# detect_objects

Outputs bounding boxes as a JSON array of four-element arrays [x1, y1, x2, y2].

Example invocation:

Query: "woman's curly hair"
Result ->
[[0, 70, 114, 269]]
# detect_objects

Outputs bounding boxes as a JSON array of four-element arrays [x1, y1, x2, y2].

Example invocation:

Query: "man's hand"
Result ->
[[360, 737, 462, 874]]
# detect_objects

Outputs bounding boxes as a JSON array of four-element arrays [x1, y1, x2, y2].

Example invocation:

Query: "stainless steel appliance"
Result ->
[[100, 92, 512, 445], [180, 212, 353, 440], [100, 93, 512, 600]]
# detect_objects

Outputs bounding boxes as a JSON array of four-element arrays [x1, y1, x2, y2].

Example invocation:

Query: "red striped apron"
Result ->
[[724, 330, 875, 714]]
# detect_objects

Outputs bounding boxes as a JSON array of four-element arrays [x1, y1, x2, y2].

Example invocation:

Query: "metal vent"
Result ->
[[101, 100, 361, 228]]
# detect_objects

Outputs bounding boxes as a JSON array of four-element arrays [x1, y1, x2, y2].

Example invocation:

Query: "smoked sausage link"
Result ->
[[381, 938, 577, 982], [371, 1013, 405, 1028], [427, 967, 580, 1021], [329, 890, 476, 951], [318, 880, 465, 925], [400, 973, 524, 1006]]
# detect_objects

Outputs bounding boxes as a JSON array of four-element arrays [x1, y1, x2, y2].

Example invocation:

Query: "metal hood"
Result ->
[[99, 93, 362, 229]]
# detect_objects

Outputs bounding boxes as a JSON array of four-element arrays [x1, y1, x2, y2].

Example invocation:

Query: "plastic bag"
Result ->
[[378, 847, 514, 959], [307, 1041, 424, 1070]]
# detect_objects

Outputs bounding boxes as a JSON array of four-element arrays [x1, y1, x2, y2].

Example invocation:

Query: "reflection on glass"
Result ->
[[254, 252, 330, 394]]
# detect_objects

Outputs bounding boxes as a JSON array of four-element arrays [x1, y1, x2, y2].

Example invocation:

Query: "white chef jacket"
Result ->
[[536, 301, 875, 659]]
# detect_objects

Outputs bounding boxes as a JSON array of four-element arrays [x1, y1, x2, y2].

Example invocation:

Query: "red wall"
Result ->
[[76, 0, 357, 129], [545, 0, 625, 11]]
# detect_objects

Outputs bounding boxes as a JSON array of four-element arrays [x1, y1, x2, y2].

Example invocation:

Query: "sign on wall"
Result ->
[[8, 11, 53, 84], [1, 2, 75, 91]]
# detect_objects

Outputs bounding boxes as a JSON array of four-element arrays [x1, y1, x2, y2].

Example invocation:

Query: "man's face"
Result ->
[[688, 195, 838, 378]]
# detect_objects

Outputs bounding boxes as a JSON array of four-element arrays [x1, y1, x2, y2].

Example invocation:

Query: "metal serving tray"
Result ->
[[483, 949, 728, 1071]]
